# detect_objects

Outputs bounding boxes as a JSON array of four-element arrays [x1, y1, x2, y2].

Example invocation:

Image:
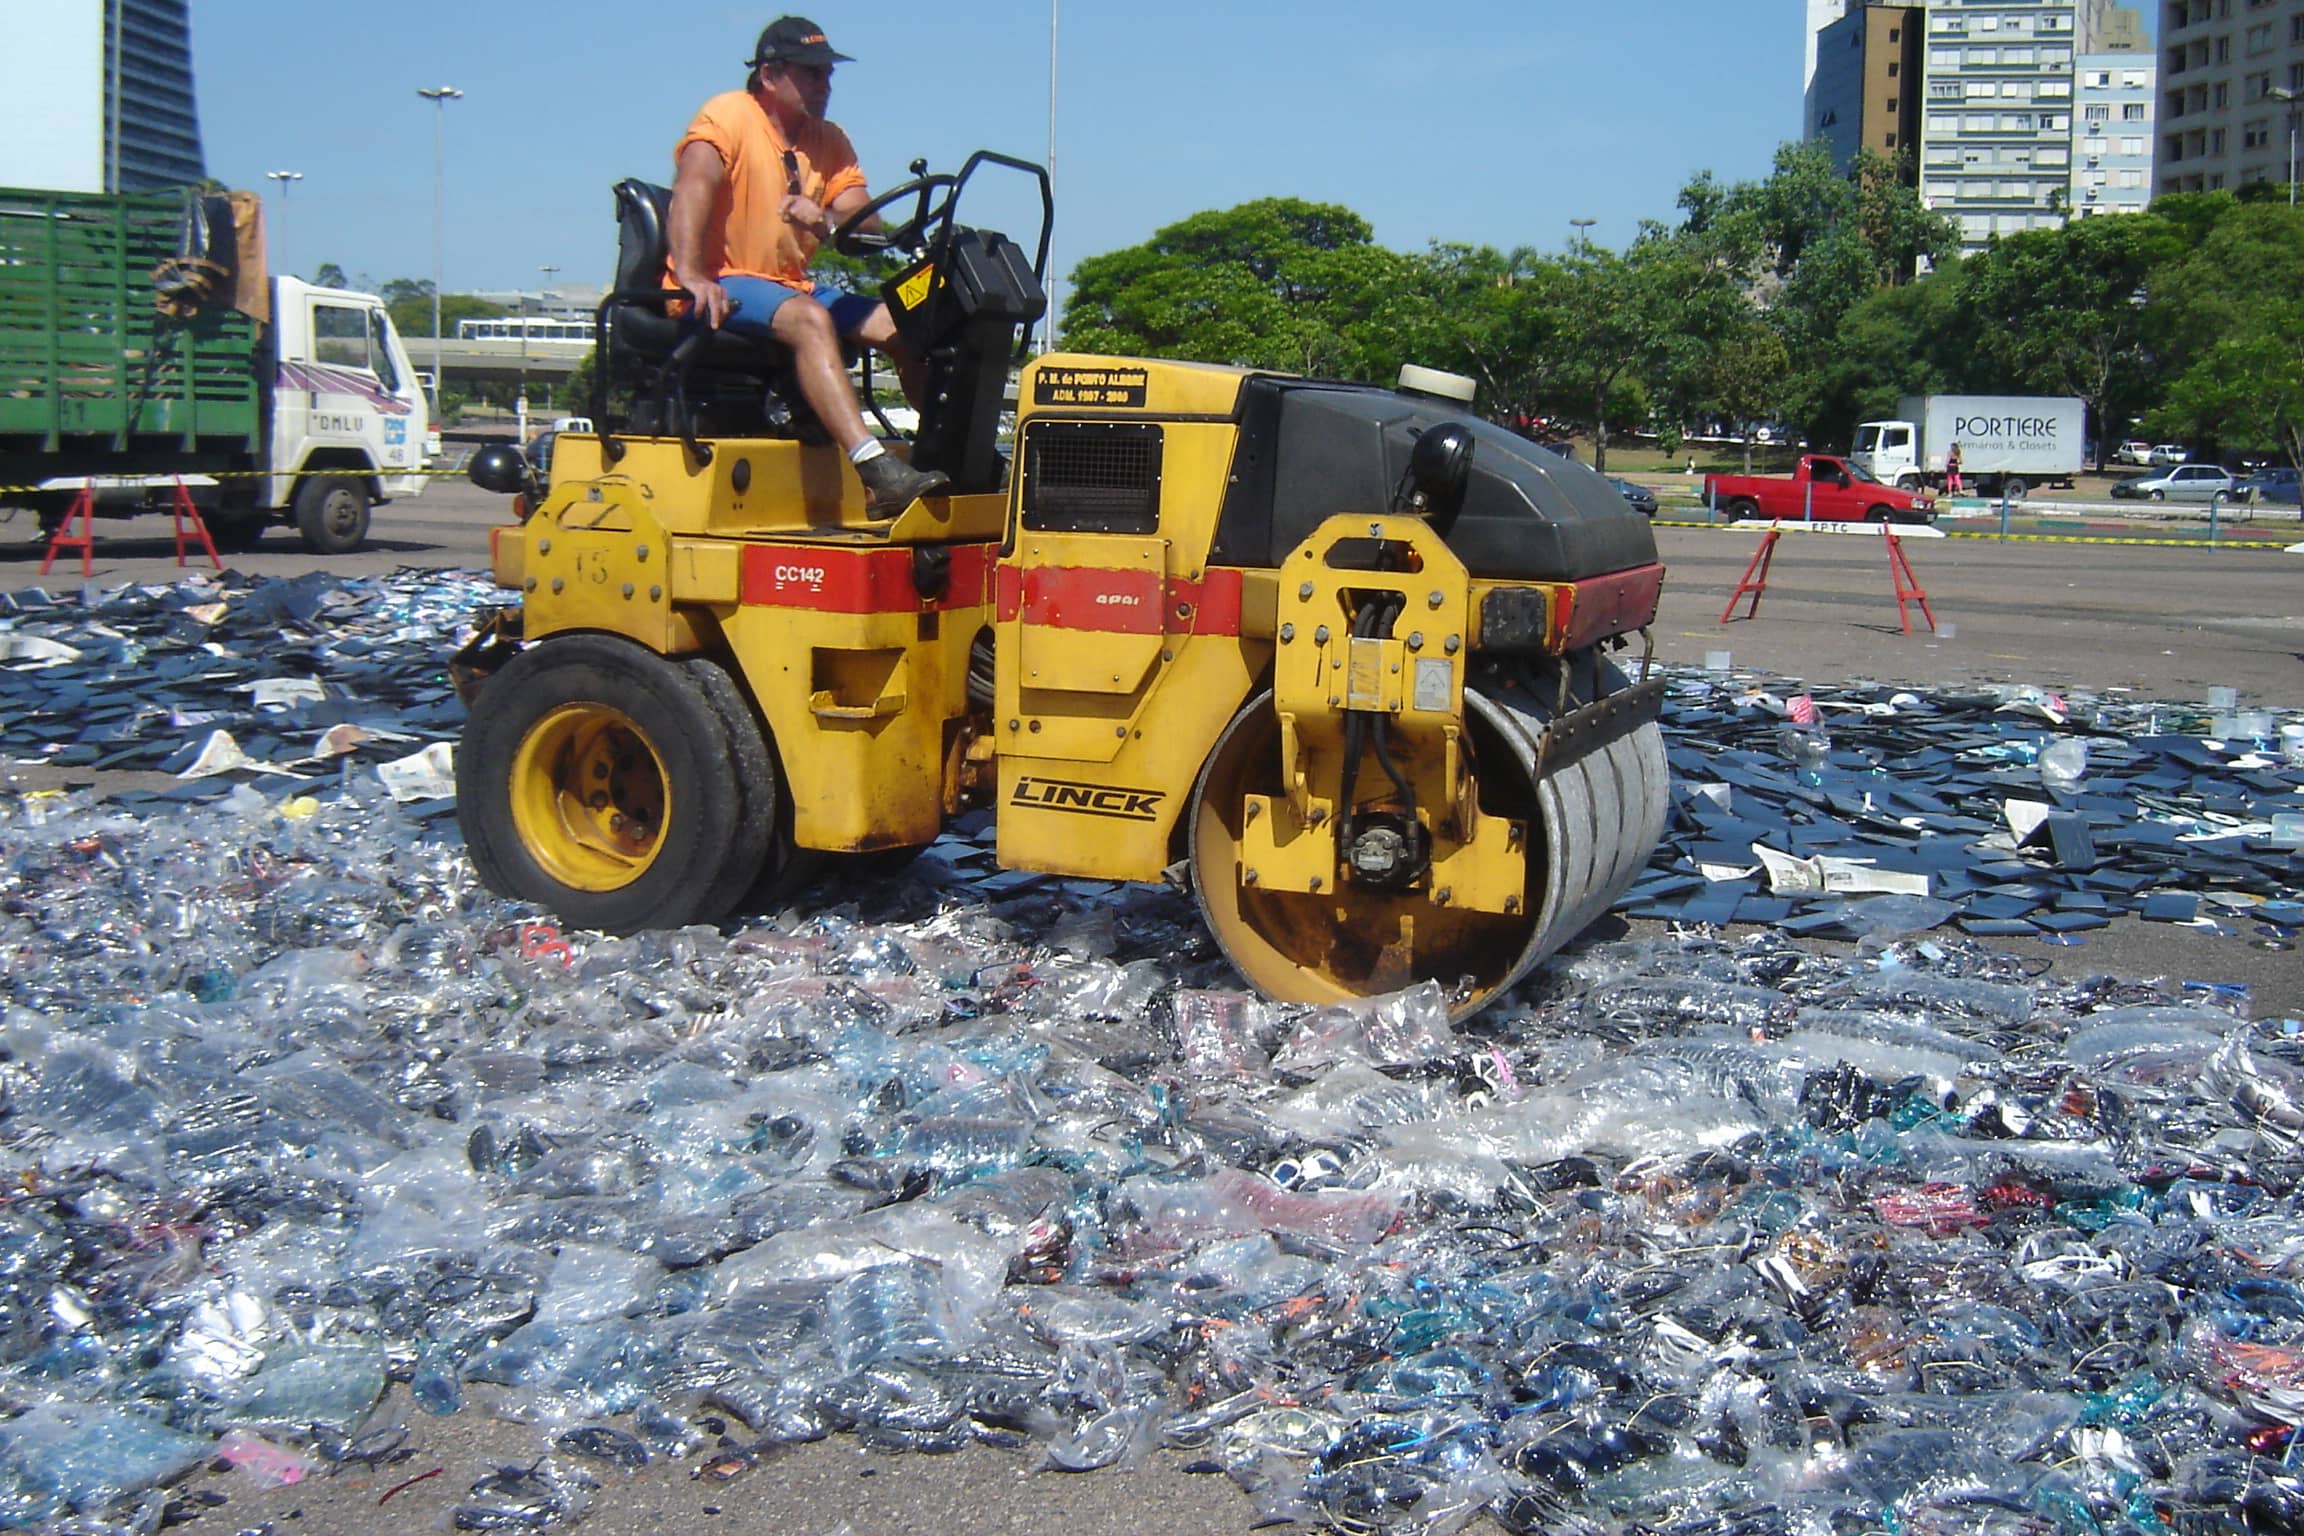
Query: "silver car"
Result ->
[[2109, 463, 2238, 502]]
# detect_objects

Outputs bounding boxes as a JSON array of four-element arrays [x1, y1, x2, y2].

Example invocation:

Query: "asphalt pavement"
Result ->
[[2, 474, 2300, 1532]]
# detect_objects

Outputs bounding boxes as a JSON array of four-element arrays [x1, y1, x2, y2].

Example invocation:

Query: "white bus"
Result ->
[[456, 315, 593, 343]]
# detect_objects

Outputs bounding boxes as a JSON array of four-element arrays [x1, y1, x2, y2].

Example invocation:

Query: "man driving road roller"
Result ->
[[667, 15, 948, 512]]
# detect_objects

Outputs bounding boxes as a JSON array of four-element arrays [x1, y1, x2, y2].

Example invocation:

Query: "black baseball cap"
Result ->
[[748, 16, 853, 68]]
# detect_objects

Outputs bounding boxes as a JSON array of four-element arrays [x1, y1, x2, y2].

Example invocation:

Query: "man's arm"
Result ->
[[668, 141, 732, 328], [825, 184, 877, 236]]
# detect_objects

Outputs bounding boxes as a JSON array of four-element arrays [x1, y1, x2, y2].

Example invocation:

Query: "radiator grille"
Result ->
[[1021, 422, 1163, 533]]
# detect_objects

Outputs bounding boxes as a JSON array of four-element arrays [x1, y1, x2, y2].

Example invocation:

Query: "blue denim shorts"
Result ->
[[714, 275, 878, 340]]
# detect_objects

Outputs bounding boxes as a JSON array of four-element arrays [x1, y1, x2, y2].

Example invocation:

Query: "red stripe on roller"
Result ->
[[1557, 562, 1666, 651], [1170, 567, 1243, 635], [995, 564, 1246, 635], [740, 542, 997, 613]]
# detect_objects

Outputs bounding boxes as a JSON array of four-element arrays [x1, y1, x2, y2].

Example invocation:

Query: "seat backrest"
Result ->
[[613, 179, 673, 293]]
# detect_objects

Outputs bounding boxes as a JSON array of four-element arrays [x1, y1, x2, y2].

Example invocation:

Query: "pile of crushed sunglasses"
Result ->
[[0, 571, 2298, 1534]]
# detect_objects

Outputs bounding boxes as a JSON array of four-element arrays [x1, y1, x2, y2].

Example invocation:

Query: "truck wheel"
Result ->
[[294, 475, 371, 554], [456, 634, 767, 933], [1897, 475, 1924, 492], [1726, 498, 1760, 521], [2003, 478, 2028, 501]]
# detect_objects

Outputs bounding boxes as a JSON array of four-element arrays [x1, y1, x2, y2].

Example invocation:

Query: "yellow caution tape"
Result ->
[[0, 464, 470, 498]]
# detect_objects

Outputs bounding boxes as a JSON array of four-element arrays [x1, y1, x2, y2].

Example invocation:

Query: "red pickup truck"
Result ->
[[1706, 455, 1936, 525]]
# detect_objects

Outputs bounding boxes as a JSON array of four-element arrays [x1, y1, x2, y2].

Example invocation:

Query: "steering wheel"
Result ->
[[830, 172, 958, 258]]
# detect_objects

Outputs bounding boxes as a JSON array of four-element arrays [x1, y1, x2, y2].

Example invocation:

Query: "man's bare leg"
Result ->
[[769, 294, 948, 510], [769, 295, 871, 454]]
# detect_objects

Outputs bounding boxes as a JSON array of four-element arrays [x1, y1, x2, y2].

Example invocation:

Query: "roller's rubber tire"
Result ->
[[294, 475, 371, 554], [684, 654, 826, 910], [456, 633, 767, 933]]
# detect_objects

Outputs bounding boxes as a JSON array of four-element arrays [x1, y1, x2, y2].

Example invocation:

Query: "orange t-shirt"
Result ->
[[674, 90, 869, 293]]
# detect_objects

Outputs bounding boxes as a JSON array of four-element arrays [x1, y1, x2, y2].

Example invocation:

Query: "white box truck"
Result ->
[[1850, 395, 2085, 501]]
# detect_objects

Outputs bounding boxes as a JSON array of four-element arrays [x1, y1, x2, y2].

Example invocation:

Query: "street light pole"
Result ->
[[416, 86, 462, 412], [1569, 217, 1597, 252], [264, 170, 301, 265]]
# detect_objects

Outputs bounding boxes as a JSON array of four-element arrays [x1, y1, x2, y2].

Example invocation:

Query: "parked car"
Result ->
[[2148, 444, 2190, 467], [1607, 477, 1658, 517], [2109, 464, 2239, 502], [2113, 440, 2155, 466], [2240, 465, 2301, 506]]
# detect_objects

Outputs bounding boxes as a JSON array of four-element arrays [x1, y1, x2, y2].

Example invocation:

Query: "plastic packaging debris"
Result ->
[[0, 570, 2300, 1535], [2039, 735, 2089, 790], [215, 1428, 315, 1488], [0, 1405, 211, 1526]]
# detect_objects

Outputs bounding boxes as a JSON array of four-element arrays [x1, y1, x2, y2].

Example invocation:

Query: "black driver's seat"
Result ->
[[603, 177, 827, 442]]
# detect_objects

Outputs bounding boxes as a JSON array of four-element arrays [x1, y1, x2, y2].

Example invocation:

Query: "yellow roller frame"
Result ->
[[1238, 515, 1526, 916]]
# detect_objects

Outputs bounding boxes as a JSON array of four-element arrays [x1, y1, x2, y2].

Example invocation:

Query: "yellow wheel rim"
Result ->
[[508, 703, 671, 893]]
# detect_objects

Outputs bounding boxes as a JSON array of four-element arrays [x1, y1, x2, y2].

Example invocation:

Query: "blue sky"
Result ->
[[188, 3, 2125, 303]]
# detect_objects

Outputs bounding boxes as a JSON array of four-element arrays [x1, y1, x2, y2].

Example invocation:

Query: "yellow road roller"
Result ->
[[454, 154, 1668, 1018]]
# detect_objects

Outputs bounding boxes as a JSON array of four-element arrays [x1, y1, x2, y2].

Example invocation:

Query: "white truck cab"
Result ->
[[262, 276, 434, 551]]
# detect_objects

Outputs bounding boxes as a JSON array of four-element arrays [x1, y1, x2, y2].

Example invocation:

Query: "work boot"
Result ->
[[855, 452, 950, 513]]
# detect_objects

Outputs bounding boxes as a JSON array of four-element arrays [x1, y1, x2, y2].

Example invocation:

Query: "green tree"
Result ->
[[1681, 143, 1954, 441], [2149, 309, 2304, 469], [1946, 212, 2183, 467], [1705, 319, 1793, 473], [1392, 243, 1572, 423], [381, 277, 509, 339], [1801, 269, 1963, 451], [1547, 231, 1719, 472], [1061, 199, 1417, 378], [2145, 200, 2304, 464], [2144, 198, 2304, 364], [563, 346, 601, 420], [312, 261, 348, 289]]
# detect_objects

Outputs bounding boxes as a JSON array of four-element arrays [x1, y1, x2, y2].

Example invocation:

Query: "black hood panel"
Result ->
[[1208, 377, 1657, 582]]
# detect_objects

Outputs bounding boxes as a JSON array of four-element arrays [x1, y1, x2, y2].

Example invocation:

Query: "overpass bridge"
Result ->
[[421, 337, 592, 386]]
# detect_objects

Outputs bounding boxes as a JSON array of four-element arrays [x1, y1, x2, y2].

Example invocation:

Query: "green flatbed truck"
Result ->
[[0, 185, 433, 553]]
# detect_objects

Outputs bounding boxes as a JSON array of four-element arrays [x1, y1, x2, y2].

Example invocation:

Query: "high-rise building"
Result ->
[[2072, 52, 2160, 212], [1804, 1, 2156, 253], [1806, 0, 1855, 133], [1916, 0, 2086, 248], [2157, 0, 2304, 196], [0, 0, 204, 194], [1813, 5, 1924, 171]]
